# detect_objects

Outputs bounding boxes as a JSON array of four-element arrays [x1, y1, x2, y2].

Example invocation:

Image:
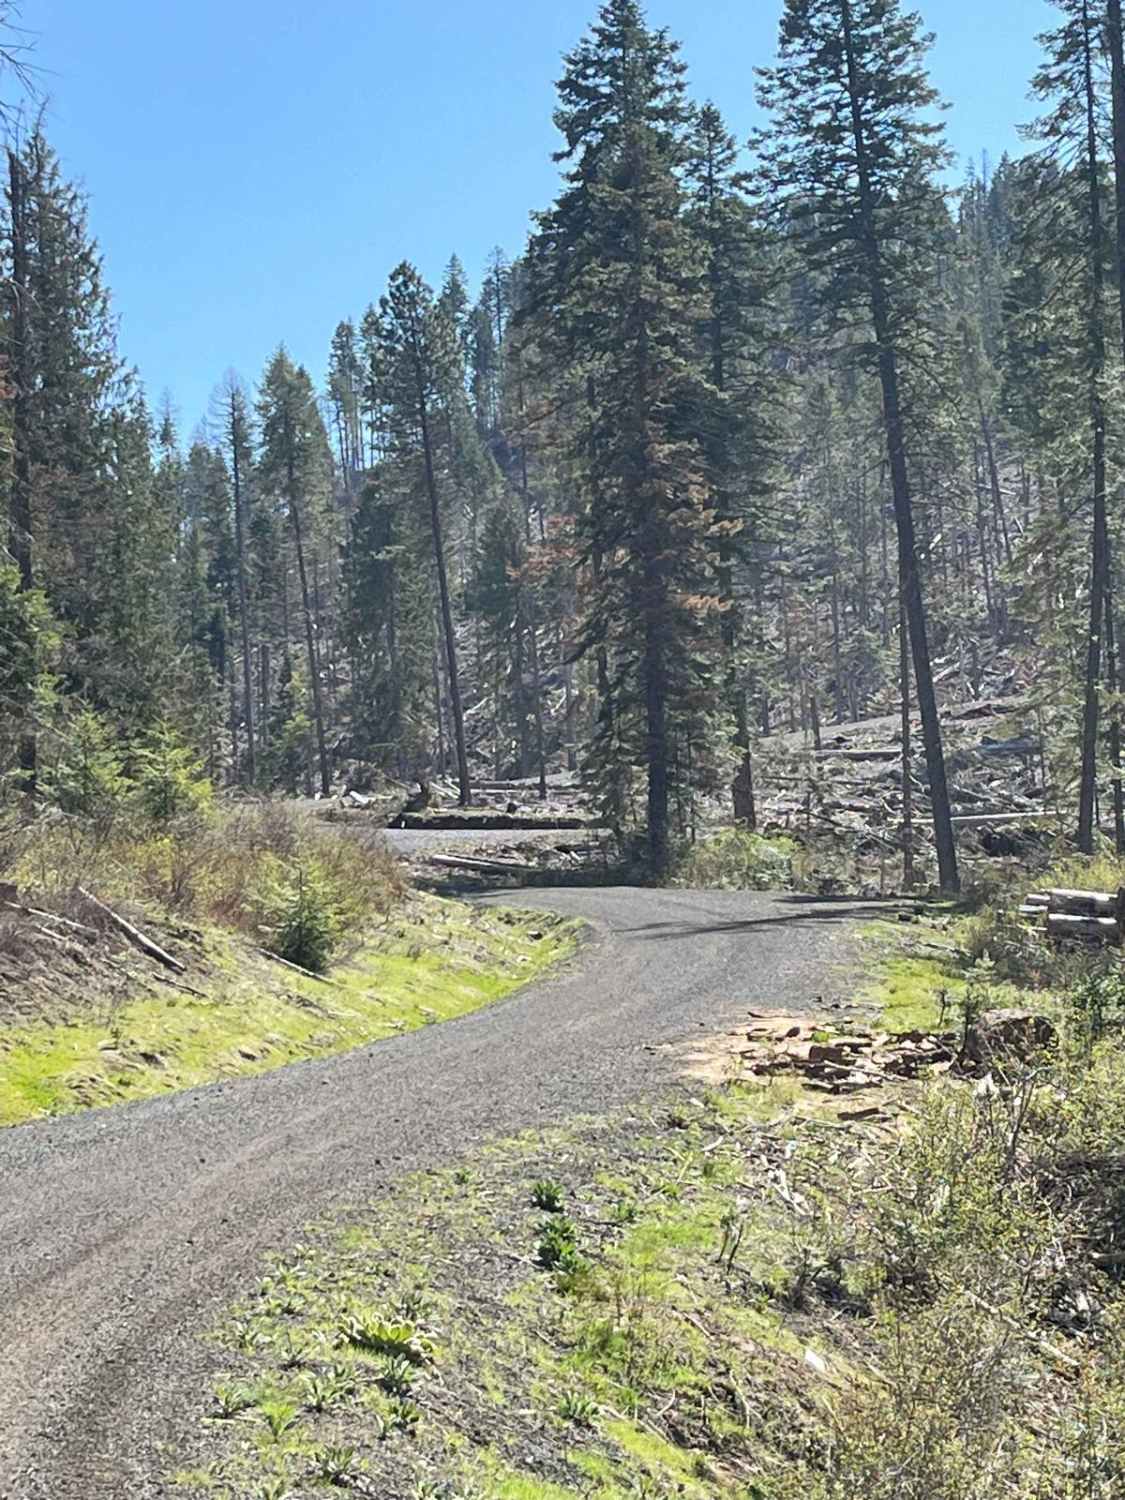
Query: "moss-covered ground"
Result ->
[[0, 894, 578, 1128]]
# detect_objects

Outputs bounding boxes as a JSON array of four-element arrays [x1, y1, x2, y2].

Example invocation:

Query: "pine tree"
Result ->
[[377, 263, 472, 805], [756, 0, 962, 892], [1029, 0, 1112, 852], [257, 349, 335, 796], [212, 373, 258, 785], [685, 101, 781, 828], [328, 320, 363, 486], [528, 0, 722, 872]]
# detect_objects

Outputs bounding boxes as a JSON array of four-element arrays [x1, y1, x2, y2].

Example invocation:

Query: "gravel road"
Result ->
[[0, 887, 879, 1498]]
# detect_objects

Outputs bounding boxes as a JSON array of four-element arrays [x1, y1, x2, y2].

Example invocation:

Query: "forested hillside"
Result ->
[[2, 0, 1123, 888]]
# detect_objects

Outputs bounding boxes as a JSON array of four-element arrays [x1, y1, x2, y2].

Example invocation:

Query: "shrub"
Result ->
[[673, 829, 795, 890], [7, 799, 403, 944], [536, 1215, 579, 1270], [268, 866, 339, 974], [41, 707, 132, 830], [132, 722, 213, 822]]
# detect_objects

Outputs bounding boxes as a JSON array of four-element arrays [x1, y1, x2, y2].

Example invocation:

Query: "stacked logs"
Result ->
[[1019, 888, 1125, 946]]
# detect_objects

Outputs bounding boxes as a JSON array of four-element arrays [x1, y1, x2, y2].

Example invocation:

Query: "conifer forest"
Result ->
[[16, 4, 1125, 1498], [2, 0, 1124, 887]]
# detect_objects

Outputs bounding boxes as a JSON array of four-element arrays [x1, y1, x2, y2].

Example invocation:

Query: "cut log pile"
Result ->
[[1018, 888, 1125, 947]]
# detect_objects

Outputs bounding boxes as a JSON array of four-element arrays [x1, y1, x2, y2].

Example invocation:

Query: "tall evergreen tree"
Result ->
[[211, 373, 258, 785], [378, 263, 472, 805], [685, 101, 781, 828], [756, 0, 962, 891], [528, 0, 722, 872], [257, 349, 335, 796]]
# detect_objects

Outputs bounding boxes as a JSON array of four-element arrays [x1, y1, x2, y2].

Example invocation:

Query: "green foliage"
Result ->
[[268, 866, 339, 974], [673, 829, 795, 890], [556, 1388, 598, 1426], [213, 1381, 256, 1419], [376, 1354, 417, 1396], [133, 721, 213, 822], [259, 1398, 299, 1441], [530, 1179, 565, 1213], [41, 707, 131, 826], [340, 1309, 433, 1364], [300, 1365, 356, 1414], [1067, 967, 1125, 1046], [535, 1215, 579, 1271], [311, 1445, 365, 1485]]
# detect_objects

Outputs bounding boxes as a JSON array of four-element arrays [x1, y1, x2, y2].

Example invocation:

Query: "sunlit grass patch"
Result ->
[[0, 895, 579, 1127]]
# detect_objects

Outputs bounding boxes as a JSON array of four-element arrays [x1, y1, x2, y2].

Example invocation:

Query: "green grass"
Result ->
[[0, 896, 579, 1128], [856, 918, 1025, 1032]]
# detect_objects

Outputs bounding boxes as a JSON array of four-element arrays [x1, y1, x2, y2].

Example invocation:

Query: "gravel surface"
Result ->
[[0, 887, 880, 1498]]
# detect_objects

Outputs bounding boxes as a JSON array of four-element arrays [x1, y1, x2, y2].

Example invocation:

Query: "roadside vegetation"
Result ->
[[0, 791, 578, 1128], [177, 873, 1125, 1499]]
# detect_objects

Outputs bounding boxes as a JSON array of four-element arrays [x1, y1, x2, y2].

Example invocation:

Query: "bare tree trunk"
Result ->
[[900, 577, 915, 889], [284, 436, 331, 798], [980, 406, 1013, 568], [1078, 0, 1109, 853], [516, 368, 549, 801], [227, 388, 256, 785], [1106, 587, 1125, 853], [415, 378, 471, 805], [841, 0, 958, 891]]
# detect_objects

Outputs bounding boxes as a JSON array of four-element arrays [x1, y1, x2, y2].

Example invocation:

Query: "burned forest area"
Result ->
[[7, 2, 1125, 1500]]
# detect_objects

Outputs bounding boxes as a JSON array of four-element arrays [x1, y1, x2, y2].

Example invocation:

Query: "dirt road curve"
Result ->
[[0, 888, 877, 1498]]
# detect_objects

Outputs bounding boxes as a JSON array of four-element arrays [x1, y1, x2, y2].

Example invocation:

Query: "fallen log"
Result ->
[[76, 887, 186, 973], [1046, 888, 1122, 918], [2, 900, 100, 938], [1046, 914, 1121, 944], [976, 738, 1041, 758], [257, 948, 342, 985], [427, 853, 534, 874], [950, 813, 1054, 829], [399, 811, 592, 831]]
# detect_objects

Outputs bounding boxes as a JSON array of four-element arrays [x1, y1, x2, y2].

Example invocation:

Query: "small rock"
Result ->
[[804, 1347, 828, 1375]]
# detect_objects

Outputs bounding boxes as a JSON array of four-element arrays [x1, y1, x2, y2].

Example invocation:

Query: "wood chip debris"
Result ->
[[737, 1010, 957, 1094]]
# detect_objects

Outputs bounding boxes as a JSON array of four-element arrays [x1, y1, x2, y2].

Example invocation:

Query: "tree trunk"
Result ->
[[285, 437, 331, 798], [900, 578, 915, 889], [840, 0, 958, 891], [228, 391, 256, 786], [415, 374, 471, 805], [1077, 0, 1109, 854], [643, 549, 670, 874], [1106, 587, 1125, 853]]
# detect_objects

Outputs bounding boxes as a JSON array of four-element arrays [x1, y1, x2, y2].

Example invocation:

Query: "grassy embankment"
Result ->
[[177, 853, 1125, 1500], [0, 804, 578, 1129]]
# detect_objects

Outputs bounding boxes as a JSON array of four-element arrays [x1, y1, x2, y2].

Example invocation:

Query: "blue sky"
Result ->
[[27, 0, 1051, 437]]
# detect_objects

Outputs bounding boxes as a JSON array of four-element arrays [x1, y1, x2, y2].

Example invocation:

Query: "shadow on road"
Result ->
[[619, 897, 908, 941]]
